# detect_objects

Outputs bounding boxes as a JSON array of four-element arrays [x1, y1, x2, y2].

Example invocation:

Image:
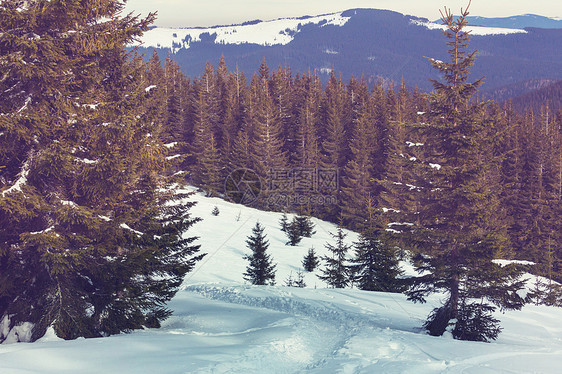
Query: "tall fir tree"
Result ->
[[402, 2, 525, 342], [340, 100, 376, 229], [295, 75, 321, 169], [189, 68, 223, 195], [321, 71, 349, 171], [249, 61, 287, 205], [243, 222, 276, 285], [318, 226, 351, 288], [0, 0, 204, 342]]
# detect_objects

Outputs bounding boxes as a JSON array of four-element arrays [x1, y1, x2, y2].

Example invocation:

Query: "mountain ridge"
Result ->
[[137, 8, 562, 103], [456, 14, 562, 29]]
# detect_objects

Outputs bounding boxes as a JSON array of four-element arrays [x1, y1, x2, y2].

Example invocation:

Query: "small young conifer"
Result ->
[[302, 247, 320, 272], [243, 222, 276, 285], [318, 227, 351, 288], [285, 218, 303, 246]]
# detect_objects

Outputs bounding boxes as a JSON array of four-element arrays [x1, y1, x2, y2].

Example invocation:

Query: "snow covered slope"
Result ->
[[139, 9, 529, 54], [1, 189, 562, 373], [411, 19, 527, 35], [141, 12, 350, 52]]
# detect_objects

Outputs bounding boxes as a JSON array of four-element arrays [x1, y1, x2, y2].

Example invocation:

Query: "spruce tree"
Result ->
[[321, 72, 349, 168], [318, 226, 351, 288], [227, 68, 252, 172], [340, 104, 376, 229], [294, 73, 321, 169], [403, 3, 525, 342], [243, 222, 276, 285], [295, 215, 316, 238], [285, 218, 303, 246], [350, 225, 404, 292], [279, 212, 289, 232], [302, 247, 319, 272], [190, 72, 223, 195], [249, 62, 287, 204], [294, 270, 306, 288], [284, 270, 306, 288], [271, 66, 296, 161], [0, 0, 203, 342]]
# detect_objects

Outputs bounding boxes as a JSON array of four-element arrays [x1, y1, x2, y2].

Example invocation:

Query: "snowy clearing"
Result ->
[[1, 189, 561, 373]]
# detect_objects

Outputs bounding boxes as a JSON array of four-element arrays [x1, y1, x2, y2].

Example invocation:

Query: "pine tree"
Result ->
[[318, 227, 351, 288], [270, 66, 296, 160], [227, 68, 252, 172], [302, 247, 319, 272], [295, 215, 316, 238], [321, 71, 349, 171], [162, 56, 190, 144], [284, 270, 306, 288], [350, 225, 404, 292], [248, 62, 287, 203], [190, 71, 223, 195], [243, 222, 276, 285], [0, 0, 204, 342], [294, 72, 321, 169], [279, 212, 290, 232], [285, 218, 303, 246], [198, 132, 222, 196], [294, 270, 306, 288], [403, 3, 525, 342], [340, 102, 376, 229], [317, 71, 351, 221]]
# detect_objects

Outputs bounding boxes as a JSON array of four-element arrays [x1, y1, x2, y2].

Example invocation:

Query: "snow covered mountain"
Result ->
[[141, 11, 529, 52], [136, 8, 562, 97], [141, 12, 352, 52], [1, 189, 561, 373]]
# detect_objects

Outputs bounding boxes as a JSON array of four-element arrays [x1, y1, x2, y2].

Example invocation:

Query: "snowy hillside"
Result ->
[[141, 12, 350, 52], [1, 189, 562, 373], [139, 9, 530, 54], [411, 19, 527, 35]]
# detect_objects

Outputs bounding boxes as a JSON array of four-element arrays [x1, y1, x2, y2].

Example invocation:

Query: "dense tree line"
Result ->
[[148, 50, 561, 287], [510, 80, 562, 115]]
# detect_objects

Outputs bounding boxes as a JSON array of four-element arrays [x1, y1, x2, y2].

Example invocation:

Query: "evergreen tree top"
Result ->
[[426, 0, 483, 115]]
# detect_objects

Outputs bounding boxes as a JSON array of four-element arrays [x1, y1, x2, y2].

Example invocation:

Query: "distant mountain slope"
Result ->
[[510, 80, 562, 113], [482, 78, 558, 103], [460, 14, 562, 29], [137, 8, 562, 99]]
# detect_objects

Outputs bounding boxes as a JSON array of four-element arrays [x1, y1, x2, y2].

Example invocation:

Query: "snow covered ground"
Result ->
[[1, 189, 562, 373]]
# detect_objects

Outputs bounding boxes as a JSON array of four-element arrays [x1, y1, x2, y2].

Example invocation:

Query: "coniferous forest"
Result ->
[[1, 0, 561, 344]]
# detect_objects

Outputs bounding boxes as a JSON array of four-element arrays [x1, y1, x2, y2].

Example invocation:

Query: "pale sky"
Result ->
[[124, 0, 561, 28]]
